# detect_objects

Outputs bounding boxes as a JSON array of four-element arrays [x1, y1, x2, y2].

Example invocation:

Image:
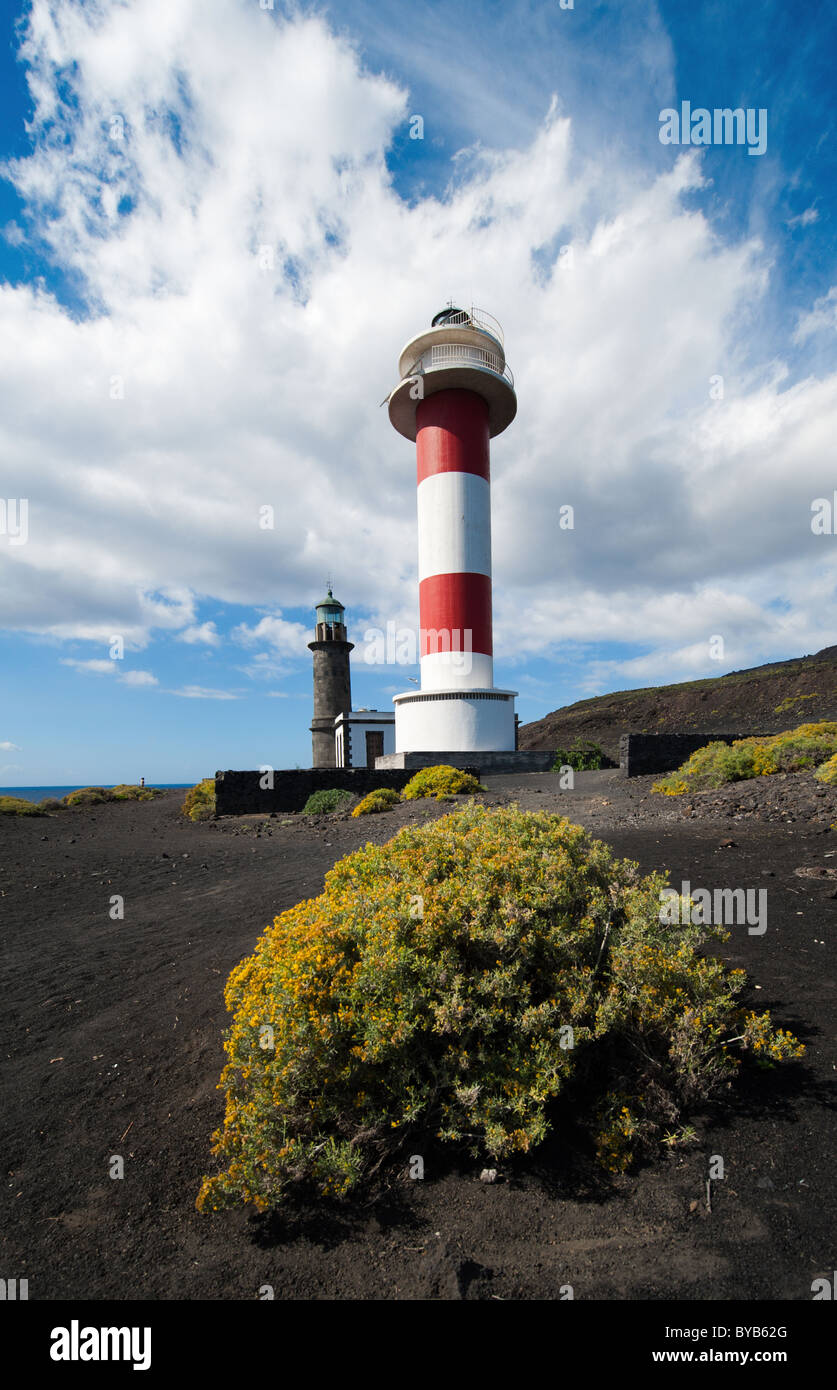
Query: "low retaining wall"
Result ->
[[619, 732, 753, 778], [375, 751, 555, 773], [215, 768, 416, 816]]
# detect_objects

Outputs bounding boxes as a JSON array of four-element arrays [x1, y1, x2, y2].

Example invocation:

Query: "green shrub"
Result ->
[[110, 784, 161, 801], [768, 725, 837, 771], [774, 693, 817, 715], [815, 753, 837, 786], [552, 739, 606, 772], [302, 788, 357, 815], [653, 722, 837, 796], [0, 786, 160, 814], [714, 742, 763, 783], [196, 803, 803, 1212], [402, 765, 484, 800], [62, 786, 109, 806], [352, 787, 401, 816], [62, 784, 163, 807], [181, 778, 216, 821], [0, 796, 46, 816]]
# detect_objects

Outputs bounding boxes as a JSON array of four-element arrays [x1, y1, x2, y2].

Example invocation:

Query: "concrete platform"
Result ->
[[374, 750, 555, 773]]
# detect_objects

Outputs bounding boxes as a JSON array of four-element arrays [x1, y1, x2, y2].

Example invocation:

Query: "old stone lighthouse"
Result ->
[[307, 588, 353, 768], [308, 588, 396, 769]]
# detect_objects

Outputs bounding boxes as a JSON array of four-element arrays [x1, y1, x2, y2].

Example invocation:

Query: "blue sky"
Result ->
[[1, 0, 836, 785]]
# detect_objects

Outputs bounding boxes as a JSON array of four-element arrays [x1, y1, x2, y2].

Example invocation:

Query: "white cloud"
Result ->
[[794, 286, 837, 343], [0, 0, 834, 689], [786, 207, 819, 230], [61, 658, 117, 674], [233, 615, 311, 660], [167, 685, 239, 699], [119, 669, 158, 686], [59, 656, 159, 686], [0, 740, 21, 750], [178, 621, 221, 646]]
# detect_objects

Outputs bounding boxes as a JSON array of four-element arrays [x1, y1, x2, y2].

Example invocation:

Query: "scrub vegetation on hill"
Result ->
[[63, 784, 162, 806], [1, 784, 162, 815], [814, 753, 837, 785], [196, 804, 802, 1213], [181, 779, 216, 821], [552, 739, 606, 771], [0, 796, 48, 816], [652, 723, 837, 795], [519, 646, 837, 761]]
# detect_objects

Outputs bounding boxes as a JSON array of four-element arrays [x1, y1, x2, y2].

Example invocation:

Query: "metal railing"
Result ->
[[435, 305, 505, 347], [383, 348, 515, 406], [401, 344, 514, 388], [429, 341, 514, 387]]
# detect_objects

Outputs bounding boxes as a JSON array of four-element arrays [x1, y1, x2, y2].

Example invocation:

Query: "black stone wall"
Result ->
[[619, 732, 756, 777], [215, 767, 423, 816], [375, 750, 555, 773]]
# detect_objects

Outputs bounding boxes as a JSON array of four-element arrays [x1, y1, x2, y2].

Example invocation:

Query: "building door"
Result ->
[[365, 730, 384, 767]]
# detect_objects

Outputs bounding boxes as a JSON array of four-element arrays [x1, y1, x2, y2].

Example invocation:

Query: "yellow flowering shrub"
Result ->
[[1, 786, 159, 814], [111, 784, 160, 801], [749, 741, 779, 776], [594, 1097, 652, 1174], [402, 765, 485, 799], [655, 777, 688, 797], [196, 804, 803, 1211], [774, 693, 818, 715], [814, 753, 837, 786], [61, 784, 161, 806], [352, 788, 401, 816], [181, 778, 216, 821], [741, 1010, 806, 1062], [0, 796, 47, 816], [653, 722, 837, 795]]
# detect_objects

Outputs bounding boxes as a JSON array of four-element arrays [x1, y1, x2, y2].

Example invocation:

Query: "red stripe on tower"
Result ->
[[419, 572, 493, 658], [416, 390, 490, 484]]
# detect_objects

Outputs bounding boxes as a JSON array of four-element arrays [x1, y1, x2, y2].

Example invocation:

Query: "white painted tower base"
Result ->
[[392, 687, 516, 753]]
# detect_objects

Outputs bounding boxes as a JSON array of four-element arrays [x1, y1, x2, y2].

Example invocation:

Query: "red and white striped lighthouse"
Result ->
[[387, 306, 518, 753]]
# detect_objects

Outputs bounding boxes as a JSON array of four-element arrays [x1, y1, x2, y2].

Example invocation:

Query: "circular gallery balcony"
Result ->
[[386, 305, 517, 441]]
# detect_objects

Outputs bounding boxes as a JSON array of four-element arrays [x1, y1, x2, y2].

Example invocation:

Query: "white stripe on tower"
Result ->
[[415, 388, 494, 692], [417, 472, 492, 581]]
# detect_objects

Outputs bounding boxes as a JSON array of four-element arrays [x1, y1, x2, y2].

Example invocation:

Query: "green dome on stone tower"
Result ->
[[314, 588, 345, 627]]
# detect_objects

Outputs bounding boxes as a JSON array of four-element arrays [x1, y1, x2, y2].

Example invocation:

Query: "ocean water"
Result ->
[[1, 784, 192, 803]]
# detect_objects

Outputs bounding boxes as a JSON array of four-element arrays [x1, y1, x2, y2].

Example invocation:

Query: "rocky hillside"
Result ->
[[518, 646, 837, 763]]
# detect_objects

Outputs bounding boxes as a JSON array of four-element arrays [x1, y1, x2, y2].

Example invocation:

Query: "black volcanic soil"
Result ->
[[518, 646, 837, 761], [1, 773, 835, 1301]]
